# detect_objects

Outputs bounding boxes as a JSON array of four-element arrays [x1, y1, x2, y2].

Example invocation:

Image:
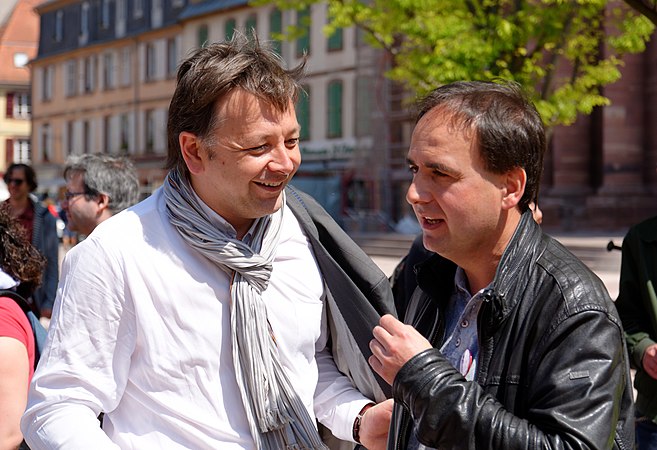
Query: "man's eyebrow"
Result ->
[[425, 161, 456, 174], [407, 157, 458, 176]]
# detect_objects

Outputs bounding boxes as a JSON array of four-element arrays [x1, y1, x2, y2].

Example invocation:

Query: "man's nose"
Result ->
[[268, 146, 295, 174], [406, 179, 423, 205]]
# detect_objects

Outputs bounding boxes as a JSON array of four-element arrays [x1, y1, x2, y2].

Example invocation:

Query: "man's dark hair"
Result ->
[[416, 81, 546, 211], [166, 32, 306, 178], [4, 163, 38, 192]]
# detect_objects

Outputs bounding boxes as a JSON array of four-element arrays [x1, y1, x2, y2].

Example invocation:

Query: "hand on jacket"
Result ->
[[358, 399, 393, 450], [643, 343, 657, 379], [369, 314, 432, 385]]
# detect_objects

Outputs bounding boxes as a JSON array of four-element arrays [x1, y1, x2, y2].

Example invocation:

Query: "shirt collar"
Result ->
[[191, 189, 258, 243], [454, 266, 492, 297]]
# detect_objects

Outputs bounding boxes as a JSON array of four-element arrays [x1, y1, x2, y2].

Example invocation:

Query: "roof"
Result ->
[[179, 0, 248, 21], [0, 1, 19, 31], [0, 0, 45, 84]]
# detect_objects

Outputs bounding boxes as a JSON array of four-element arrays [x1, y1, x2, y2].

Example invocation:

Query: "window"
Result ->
[[42, 66, 53, 101], [355, 26, 367, 48], [245, 14, 257, 36], [83, 56, 95, 93], [103, 115, 111, 153], [134, 0, 143, 18], [151, 0, 162, 27], [145, 43, 156, 81], [145, 109, 154, 154], [197, 24, 208, 48], [327, 80, 342, 138], [83, 120, 90, 153], [103, 52, 115, 89], [121, 46, 131, 87], [80, 2, 89, 37], [6, 92, 30, 119], [41, 124, 52, 162], [55, 10, 63, 42], [65, 60, 77, 96], [296, 86, 310, 141], [101, 0, 110, 28], [269, 8, 282, 55], [117, 0, 126, 21], [327, 27, 343, 51], [120, 114, 129, 153], [66, 120, 74, 155], [296, 7, 310, 57], [225, 18, 236, 40], [167, 37, 178, 77], [12, 139, 30, 163], [13, 53, 28, 68], [355, 76, 373, 137]]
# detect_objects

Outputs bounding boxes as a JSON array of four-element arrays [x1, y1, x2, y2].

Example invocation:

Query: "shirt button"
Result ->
[[461, 319, 469, 328], [455, 338, 461, 347]]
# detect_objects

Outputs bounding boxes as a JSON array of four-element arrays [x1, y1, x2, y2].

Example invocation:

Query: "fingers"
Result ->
[[644, 345, 657, 379]]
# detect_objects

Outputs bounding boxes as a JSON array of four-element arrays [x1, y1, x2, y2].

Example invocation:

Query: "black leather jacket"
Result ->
[[389, 212, 634, 449]]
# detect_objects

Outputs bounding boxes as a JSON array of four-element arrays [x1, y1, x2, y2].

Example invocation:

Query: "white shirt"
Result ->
[[21, 188, 371, 449]]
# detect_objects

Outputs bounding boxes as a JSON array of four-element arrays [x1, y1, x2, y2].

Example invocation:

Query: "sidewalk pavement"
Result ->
[[369, 232, 625, 300]]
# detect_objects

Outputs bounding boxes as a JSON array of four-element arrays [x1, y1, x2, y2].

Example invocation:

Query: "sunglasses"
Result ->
[[7, 178, 25, 186]]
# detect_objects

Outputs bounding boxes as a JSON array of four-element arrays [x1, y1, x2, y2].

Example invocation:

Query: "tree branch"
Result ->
[[623, 0, 657, 25]]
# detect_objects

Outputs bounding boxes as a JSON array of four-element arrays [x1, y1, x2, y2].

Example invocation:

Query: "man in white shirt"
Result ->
[[21, 34, 394, 450]]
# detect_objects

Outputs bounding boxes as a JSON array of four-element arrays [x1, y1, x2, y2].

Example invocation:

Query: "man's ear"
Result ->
[[179, 131, 204, 175], [96, 193, 110, 213], [501, 167, 526, 210]]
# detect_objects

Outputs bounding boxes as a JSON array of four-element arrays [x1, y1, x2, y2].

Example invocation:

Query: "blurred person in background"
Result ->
[[615, 214, 657, 449], [62, 154, 140, 237], [3, 164, 58, 319], [0, 205, 45, 450]]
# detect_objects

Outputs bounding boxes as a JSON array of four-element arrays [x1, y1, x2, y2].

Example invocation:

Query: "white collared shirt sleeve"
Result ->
[[313, 347, 373, 442], [21, 238, 131, 449]]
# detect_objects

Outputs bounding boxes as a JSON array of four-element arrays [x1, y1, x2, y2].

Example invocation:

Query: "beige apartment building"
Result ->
[[0, 0, 43, 181], [29, 0, 399, 225]]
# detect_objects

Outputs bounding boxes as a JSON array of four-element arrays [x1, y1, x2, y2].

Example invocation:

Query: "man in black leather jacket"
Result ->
[[367, 81, 634, 449]]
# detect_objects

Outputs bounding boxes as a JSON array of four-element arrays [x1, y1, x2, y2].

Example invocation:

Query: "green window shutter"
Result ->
[[297, 86, 310, 141], [225, 18, 236, 41], [198, 24, 208, 48], [327, 81, 342, 138], [245, 14, 257, 36], [296, 7, 310, 57], [355, 76, 372, 137], [269, 9, 282, 55], [327, 27, 343, 51]]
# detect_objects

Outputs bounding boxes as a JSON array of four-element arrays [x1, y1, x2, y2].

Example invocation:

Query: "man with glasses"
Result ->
[[2, 163, 59, 319], [62, 154, 140, 237]]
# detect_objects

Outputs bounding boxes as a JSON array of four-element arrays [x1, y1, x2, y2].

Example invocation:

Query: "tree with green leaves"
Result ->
[[257, 0, 654, 128], [624, 0, 657, 25]]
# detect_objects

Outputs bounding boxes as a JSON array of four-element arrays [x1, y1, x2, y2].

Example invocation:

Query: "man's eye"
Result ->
[[246, 145, 267, 152], [408, 165, 418, 174], [285, 138, 299, 147]]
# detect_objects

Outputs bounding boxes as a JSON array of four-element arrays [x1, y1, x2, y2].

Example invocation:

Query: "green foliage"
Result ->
[[253, 0, 654, 128]]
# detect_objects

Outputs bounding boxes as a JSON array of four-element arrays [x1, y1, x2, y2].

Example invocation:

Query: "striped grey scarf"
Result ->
[[163, 169, 327, 450]]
